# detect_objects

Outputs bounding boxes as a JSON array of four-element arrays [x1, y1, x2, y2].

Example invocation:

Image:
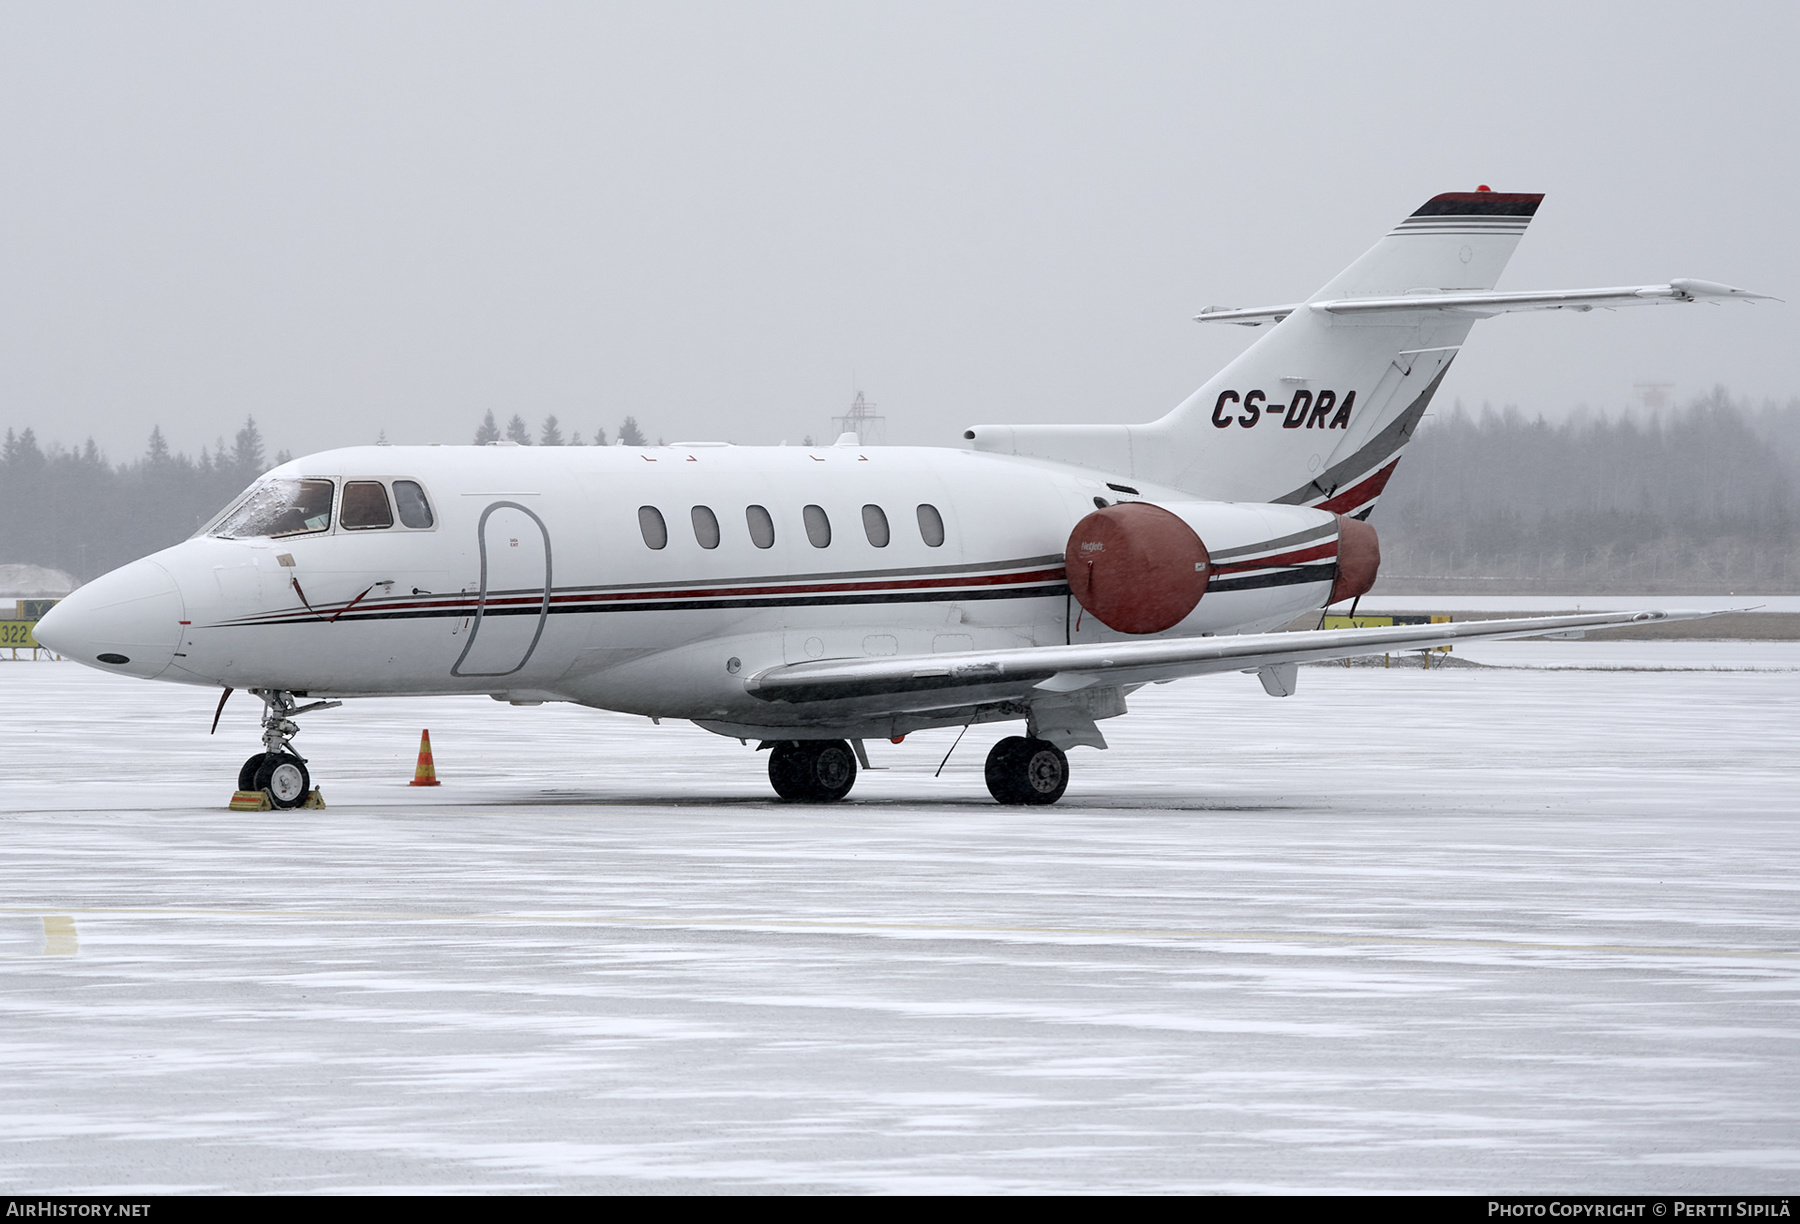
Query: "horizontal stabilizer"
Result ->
[[745, 609, 1721, 708], [1196, 279, 1775, 327]]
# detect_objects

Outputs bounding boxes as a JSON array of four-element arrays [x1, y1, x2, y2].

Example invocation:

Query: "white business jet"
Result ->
[[36, 190, 1769, 808]]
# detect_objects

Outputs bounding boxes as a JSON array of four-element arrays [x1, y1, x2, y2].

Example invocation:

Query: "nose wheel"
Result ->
[[238, 689, 338, 810], [255, 753, 312, 806], [985, 736, 1070, 805]]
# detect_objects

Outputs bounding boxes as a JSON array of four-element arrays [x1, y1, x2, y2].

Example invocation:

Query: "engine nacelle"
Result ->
[[1064, 503, 1210, 634], [1064, 501, 1379, 635], [1331, 514, 1380, 606]]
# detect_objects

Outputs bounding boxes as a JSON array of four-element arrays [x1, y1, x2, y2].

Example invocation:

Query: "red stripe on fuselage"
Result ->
[[1210, 542, 1338, 575], [1314, 460, 1400, 515], [542, 565, 1068, 610], [221, 564, 1071, 625]]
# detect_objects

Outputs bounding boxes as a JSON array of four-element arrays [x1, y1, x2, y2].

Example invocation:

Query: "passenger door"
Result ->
[[452, 501, 552, 677]]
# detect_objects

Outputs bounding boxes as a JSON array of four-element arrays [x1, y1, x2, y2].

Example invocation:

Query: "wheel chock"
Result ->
[[228, 788, 326, 811]]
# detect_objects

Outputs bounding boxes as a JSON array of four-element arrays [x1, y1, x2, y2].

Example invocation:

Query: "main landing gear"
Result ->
[[768, 739, 858, 803], [762, 734, 1073, 805], [984, 736, 1069, 806], [239, 689, 339, 809]]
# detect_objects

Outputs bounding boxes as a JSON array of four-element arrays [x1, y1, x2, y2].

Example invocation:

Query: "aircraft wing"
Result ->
[[745, 609, 1716, 706], [1195, 280, 1774, 327]]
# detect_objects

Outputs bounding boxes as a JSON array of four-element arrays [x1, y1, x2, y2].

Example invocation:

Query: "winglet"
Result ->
[[1192, 303, 1298, 327], [1668, 278, 1781, 303]]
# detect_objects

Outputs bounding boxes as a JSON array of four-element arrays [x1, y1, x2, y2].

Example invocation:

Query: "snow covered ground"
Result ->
[[1365, 594, 1800, 614], [1, 651, 1796, 1194], [1418, 639, 1800, 671]]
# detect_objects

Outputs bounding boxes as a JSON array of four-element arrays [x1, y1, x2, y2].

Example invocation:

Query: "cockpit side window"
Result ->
[[211, 479, 336, 539], [342, 481, 395, 530], [394, 480, 435, 528]]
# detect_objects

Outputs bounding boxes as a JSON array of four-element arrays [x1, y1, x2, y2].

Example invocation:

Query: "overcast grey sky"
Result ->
[[0, 1, 1793, 463]]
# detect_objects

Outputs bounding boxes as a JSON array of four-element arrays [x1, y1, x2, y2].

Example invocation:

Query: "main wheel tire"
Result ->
[[767, 740, 859, 802], [985, 737, 1030, 804], [1016, 738, 1069, 805], [768, 742, 814, 801], [809, 740, 858, 802], [985, 736, 1069, 806], [254, 752, 311, 809], [238, 752, 269, 792]]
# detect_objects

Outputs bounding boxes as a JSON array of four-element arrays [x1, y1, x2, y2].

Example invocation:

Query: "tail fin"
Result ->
[[967, 190, 1545, 515]]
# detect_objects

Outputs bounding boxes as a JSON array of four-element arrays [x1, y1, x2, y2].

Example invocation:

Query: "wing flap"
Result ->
[[745, 609, 1719, 705]]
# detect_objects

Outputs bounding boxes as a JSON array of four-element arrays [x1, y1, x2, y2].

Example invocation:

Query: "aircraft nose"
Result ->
[[35, 559, 186, 679]]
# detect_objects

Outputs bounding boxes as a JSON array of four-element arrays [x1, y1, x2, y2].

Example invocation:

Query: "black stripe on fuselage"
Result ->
[[1209, 521, 1338, 562], [1206, 563, 1335, 594], [211, 557, 1330, 631], [223, 580, 1074, 628], [556, 553, 1068, 595]]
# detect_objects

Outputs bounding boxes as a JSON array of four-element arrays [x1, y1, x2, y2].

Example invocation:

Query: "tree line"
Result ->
[[475, 411, 660, 448], [0, 412, 666, 583], [1, 393, 1795, 592], [1376, 390, 1800, 592], [0, 418, 290, 584]]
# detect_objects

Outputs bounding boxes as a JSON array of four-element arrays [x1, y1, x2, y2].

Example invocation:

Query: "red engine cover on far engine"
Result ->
[[1064, 502, 1211, 634]]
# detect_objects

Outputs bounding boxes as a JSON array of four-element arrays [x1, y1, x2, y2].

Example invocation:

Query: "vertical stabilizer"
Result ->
[[966, 191, 1545, 516]]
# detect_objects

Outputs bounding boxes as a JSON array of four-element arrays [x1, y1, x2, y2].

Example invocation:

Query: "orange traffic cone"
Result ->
[[410, 729, 441, 786]]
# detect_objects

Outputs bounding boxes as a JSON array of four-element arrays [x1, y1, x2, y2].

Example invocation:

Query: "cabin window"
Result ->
[[861, 504, 890, 548], [394, 480, 434, 528], [212, 478, 335, 539], [746, 504, 775, 549], [637, 505, 668, 550], [916, 503, 945, 547], [802, 504, 831, 548], [691, 505, 721, 549], [341, 481, 394, 530]]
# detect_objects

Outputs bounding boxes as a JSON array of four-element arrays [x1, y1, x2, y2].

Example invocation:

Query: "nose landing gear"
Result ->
[[237, 689, 339, 810]]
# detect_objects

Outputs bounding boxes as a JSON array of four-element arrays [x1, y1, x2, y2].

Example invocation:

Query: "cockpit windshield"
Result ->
[[211, 479, 336, 539]]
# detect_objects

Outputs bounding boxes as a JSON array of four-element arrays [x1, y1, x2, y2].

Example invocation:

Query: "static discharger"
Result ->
[[410, 729, 441, 786]]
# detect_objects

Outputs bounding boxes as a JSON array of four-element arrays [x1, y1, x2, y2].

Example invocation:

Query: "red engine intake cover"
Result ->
[[1064, 502, 1211, 635], [1330, 514, 1380, 604]]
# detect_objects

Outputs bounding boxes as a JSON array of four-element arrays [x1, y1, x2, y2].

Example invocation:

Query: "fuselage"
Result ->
[[43, 441, 1341, 739]]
